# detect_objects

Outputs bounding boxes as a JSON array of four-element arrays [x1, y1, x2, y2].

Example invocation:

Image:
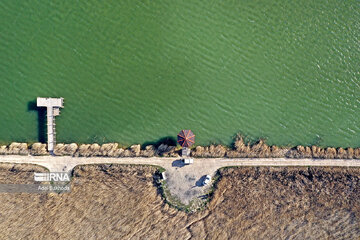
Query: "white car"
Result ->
[[182, 158, 194, 165], [203, 175, 211, 185]]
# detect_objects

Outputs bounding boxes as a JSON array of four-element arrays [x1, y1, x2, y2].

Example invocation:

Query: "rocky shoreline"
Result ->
[[1, 135, 360, 159]]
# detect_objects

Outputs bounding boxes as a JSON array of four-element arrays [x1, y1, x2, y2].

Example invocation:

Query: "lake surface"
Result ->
[[0, 1, 359, 147]]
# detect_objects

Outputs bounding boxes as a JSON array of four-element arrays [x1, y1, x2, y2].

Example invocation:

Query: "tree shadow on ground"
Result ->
[[28, 100, 46, 143], [142, 136, 177, 148]]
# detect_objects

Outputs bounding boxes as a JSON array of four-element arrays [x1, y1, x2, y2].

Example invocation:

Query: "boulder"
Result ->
[[31, 143, 47, 155]]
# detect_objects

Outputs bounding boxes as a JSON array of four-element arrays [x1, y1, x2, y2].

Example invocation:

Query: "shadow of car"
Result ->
[[195, 175, 209, 187], [172, 159, 185, 168]]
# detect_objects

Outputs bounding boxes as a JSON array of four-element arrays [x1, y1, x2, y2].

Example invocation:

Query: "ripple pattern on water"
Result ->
[[0, 1, 359, 147]]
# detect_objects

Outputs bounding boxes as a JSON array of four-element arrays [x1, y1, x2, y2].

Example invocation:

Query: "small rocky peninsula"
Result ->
[[1, 135, 360, 159]]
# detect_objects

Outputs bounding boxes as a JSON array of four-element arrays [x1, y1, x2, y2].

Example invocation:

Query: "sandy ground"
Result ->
[[1, 155, 360, 205], [0, 163, 359, 239]]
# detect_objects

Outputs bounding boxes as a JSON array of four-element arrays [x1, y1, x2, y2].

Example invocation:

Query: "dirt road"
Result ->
[[1, 155, 360, 204]]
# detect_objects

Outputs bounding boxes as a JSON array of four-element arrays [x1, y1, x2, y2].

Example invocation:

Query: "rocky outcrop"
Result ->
[[31, 143, 47, 155]]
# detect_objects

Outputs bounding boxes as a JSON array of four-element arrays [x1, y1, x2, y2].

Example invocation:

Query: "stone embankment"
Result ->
[[0, 135, 360, 158]]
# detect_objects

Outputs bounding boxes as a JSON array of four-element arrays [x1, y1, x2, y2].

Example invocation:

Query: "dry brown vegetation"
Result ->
[[2, 135, 360, 159], [0, 164, 359, 239]]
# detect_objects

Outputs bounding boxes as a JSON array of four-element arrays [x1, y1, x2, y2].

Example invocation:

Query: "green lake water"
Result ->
[[0, 1, 359, 147]]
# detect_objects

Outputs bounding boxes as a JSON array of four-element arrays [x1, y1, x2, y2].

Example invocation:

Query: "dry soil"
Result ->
[[0, 163, 359, 239]]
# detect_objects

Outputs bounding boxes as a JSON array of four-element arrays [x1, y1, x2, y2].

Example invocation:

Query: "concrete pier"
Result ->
[[37, 97, 64, 153]]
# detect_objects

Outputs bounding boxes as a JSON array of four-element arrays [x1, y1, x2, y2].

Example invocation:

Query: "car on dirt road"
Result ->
[[203, 175, 211, 185], [182, 158, 194, 165]]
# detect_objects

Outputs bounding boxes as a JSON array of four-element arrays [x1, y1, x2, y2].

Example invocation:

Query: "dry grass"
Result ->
[[0, 164, 359, 239]]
